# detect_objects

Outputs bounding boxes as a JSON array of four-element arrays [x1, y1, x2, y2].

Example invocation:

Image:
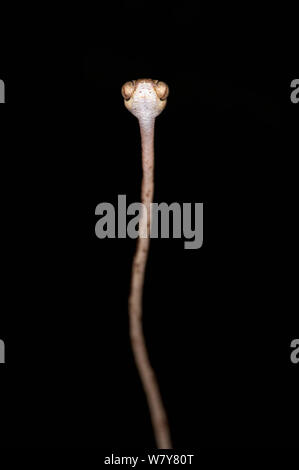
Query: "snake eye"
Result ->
[[155, 81, 169, 100], [121, 81, 135, 100]]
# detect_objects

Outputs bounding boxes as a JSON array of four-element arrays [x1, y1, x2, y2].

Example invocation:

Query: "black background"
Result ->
[[0, 1, 298, 450]]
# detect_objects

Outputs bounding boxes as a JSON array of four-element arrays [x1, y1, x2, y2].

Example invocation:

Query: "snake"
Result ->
[[122, 79, 172, 448]]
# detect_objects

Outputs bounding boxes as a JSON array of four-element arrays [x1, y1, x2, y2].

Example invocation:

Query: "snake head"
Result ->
[[121, 79, 169, 120]]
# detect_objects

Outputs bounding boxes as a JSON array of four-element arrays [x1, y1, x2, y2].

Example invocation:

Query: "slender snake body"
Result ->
[[121, 79, 172, 449]]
